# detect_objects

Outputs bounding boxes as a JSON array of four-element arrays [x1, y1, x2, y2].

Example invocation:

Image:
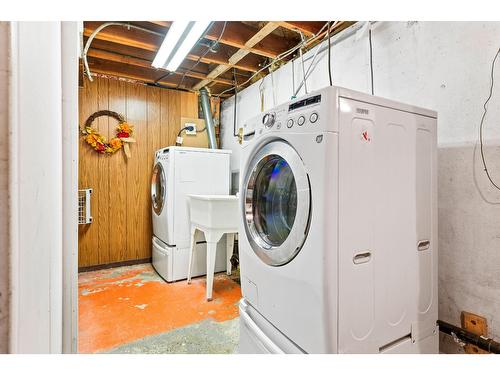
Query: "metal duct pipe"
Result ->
[[437, 319, 500, 354], [199, 88, 217, 149]]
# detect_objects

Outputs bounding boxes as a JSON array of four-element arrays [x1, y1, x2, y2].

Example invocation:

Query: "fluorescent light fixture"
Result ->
[[152, 21, 211, 72]]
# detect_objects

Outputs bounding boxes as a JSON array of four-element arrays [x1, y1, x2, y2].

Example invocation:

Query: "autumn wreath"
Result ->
[[82, 110, 136, 158]]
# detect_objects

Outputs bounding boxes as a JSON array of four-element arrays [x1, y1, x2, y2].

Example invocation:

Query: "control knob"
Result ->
[[262, 113, 276, 128]]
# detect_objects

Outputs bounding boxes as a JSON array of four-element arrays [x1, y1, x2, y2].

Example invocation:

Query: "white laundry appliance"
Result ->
[[151, 146, 231, 282], [237, 86, 438, 354]]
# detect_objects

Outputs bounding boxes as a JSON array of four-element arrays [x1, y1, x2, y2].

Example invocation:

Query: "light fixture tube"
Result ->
[[152, 21, 189, 69], [152, 21, 211, 72]]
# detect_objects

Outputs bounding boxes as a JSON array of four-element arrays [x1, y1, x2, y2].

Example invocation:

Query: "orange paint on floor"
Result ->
[[78, 263, 241, 353]]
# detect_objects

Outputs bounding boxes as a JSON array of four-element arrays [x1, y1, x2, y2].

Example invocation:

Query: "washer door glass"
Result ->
[[253, 155, 297, 246], [151, 162, 166, 215], [244, 141, 311, 266]]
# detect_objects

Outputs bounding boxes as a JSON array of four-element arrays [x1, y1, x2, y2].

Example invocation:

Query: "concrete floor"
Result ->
[[78, 263, 241, 354]]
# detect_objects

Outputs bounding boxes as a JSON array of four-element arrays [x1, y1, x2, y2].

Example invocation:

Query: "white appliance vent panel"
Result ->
[[78, 188, 93, 225]]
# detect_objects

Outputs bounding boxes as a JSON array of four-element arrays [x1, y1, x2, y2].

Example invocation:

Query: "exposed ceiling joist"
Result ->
[[81, 21, 356, 96], [87, 48, 151, 68], [148, 21, 171, 28], [86, 49, 234, 86], [276, 21, 323, 37], [193, 22, 280, 91], [86, 35, 261, 74], [176, 69, 233, 86], [86, 57, 199, 88], [205, 21, 288, 59], [85, 21, 286, 60], [86, 38, 157, 60], [185, 53, 258, 73], [90, 68, 178, 88], [83, 24, 161, 52]]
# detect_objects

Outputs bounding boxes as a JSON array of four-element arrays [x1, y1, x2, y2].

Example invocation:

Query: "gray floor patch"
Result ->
[[105, 318, 239, 354]]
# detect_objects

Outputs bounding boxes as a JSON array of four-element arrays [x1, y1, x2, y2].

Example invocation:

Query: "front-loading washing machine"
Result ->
[[237, 86, 438, 353], [151, 146, 232, 282]]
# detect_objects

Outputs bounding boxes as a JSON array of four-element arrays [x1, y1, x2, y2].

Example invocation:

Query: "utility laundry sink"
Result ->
[[188, 194, 239, 230]]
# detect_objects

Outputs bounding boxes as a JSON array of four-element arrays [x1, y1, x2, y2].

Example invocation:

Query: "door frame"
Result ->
[[61, 21, 80, 354], [8, 21, 79, 353]]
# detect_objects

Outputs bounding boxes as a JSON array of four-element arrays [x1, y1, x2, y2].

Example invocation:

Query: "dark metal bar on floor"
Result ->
[[437, 319, 500, 354]]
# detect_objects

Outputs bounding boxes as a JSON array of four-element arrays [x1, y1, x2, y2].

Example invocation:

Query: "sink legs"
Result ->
[[187, 225, 237, 301], [226, 233, 234, 276], [205, 241, 218, 301], [187, 227, 197, 285]]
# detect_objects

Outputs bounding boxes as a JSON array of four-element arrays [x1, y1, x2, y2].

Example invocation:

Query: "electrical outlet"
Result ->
[[185, 123, 197, 135], [461, 311, 488, 354]]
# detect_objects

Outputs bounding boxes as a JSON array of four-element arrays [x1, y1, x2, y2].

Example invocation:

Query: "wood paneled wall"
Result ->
[[78, 77, 205, 268]]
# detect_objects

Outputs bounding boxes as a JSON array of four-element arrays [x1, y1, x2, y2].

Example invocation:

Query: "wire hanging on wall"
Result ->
[[299, 31, 309, 95], [368, 24, 374, 95], [292, 21, 338, 99], [233, 68, 239, 137], [175, 21, 227, 89], [292, 21, 339, 98], [259, 75, 266, 112], [327, 21, 333, 86], [479, 48, 500, 191], [270, 67, 277, 107], [215, 21, 332, 98]]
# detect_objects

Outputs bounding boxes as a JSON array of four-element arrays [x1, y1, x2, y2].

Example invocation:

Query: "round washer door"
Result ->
[[151, 162, 166, 215], [243, 141, 311, 266]]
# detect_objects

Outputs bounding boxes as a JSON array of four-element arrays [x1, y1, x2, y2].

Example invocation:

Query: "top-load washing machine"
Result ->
[[237, 86, 438, 354], [151, 146, 231, 282]]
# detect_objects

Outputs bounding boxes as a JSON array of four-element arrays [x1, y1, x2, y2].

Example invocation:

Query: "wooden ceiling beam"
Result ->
[[87, 57, 199, 89], [148, 21, 171, 28], [205, 21, 290, 59], [193, 22, 280, 91], [85, 38, 157, 60], [83, 22, 163, 52], [87, 37, 261, 73], [89, 67, 178, 88], [209, 21, 356, 96], [276, 21, 326, 37], [84, 21, 285, 60], [177, 69, 233, 86], [87, 48, 152, 68], [185, 53, 259, 73], [84, 23, 263, 75], [302, 21, 353, 50], [98, 20, 294, 59], [82, 21, 355, 94], [86, 49, 234, 86]]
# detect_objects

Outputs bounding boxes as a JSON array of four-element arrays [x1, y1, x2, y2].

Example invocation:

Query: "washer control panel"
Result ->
[[155, 148, 170, 161], [285, 93, 321, 129], [253, 91, 323, 136], [285, 110, 319, 129]]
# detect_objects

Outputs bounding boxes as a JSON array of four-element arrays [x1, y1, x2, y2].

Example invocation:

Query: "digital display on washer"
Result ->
[[288, 94, 321, 112]]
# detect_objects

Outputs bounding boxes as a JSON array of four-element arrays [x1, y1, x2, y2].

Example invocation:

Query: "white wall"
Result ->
[[0, 21, 10, 354], [221, 21, 500, 352]]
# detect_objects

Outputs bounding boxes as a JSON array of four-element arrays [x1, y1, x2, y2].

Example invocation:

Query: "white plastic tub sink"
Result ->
[[188, 195, 239, 230]]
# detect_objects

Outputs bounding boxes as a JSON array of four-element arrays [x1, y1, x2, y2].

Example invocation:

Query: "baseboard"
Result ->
[[78, 257, 152, 273]]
